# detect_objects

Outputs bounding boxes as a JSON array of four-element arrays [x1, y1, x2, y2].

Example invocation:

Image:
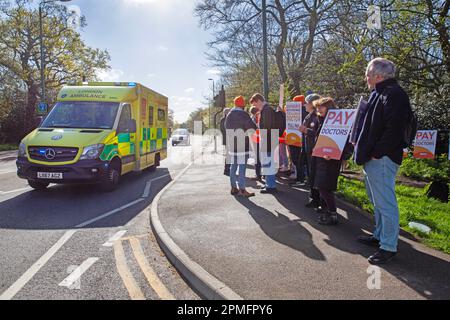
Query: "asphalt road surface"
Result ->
[[0, 139, 201, 300]]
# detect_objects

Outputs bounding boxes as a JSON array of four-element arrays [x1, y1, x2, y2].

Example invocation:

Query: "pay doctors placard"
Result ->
[[413, 130, 438, 159], [312, 109, 356, 160], [285, 102, 303, 147]]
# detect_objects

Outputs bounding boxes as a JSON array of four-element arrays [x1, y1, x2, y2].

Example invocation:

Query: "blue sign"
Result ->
[[37, 102, 48, 115]]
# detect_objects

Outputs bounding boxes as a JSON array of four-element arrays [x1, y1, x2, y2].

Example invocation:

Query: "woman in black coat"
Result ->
[[312, 98, 353, 225]]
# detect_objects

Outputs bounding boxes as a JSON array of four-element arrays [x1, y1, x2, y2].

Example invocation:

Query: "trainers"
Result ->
[[314, 206, 327, 214], [260, 187, 277, 194], [305, 200, 320, 208], [230, 187, 239, 195], [279, 166, 290, 173], [368, 249, 396, 265], [318, 211, 338, 225], [238, 189, 255, 198], [358, 235, 380, 247], [289, 181, 306, 187]]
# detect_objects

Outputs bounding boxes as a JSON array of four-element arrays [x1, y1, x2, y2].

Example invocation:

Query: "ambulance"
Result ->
[[16, 82, 168, 191]]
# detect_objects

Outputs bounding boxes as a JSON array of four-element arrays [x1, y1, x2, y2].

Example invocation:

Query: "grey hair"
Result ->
[[223, 107, 231, 116], [367, 58, 396, 79]]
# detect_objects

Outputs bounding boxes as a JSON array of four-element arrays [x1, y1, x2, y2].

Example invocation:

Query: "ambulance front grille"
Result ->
[[28, 146, 79, 162]]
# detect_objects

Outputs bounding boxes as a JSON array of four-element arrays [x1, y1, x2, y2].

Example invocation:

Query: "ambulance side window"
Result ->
[[118, 104, 132, 133], [149, 106, 154, 126], [158, 108, 165, 122]]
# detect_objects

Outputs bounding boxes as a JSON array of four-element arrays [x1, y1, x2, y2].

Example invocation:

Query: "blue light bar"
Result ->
[[39, 149, 46, 155], [128, 82, 137, 87]]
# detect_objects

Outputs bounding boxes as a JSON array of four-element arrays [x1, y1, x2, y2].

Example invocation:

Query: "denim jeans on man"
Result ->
[[363, 156, 400, 252], [230, 156, 248, 190], [261, 152, 277, 188]]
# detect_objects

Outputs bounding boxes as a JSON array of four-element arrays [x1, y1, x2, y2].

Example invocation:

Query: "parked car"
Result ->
[[171, 129, 190, 146]]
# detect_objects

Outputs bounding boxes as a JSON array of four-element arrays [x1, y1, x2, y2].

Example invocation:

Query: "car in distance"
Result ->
[[171, 129, 190, 146]]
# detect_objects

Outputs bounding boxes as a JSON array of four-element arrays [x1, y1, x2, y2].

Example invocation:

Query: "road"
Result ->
[[0, 141, 201, 300]]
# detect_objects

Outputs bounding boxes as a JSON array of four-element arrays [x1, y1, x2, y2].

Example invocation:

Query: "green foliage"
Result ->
[[337, 176, 450, 254], [399, 155, 450, 183], [0, 1, 110, 142], [0, 143, 17, 151]]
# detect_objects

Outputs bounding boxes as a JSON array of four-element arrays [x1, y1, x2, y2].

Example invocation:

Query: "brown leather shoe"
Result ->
[[230, 187, 239, 195], [238, 189, 255, 198]]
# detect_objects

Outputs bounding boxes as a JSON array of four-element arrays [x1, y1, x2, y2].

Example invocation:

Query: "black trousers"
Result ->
[[255, 143, 261, 177], [289, 145, 308, 181], [307, 154, 321, 205]]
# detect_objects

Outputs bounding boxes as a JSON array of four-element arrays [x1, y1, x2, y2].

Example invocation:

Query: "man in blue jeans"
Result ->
[[355, 58, 412, 265], [250, 93, 278, 194], [225, 96, 257, 198]]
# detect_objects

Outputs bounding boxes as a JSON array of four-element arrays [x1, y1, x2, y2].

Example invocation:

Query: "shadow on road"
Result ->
[[0, 168, 172, 230]]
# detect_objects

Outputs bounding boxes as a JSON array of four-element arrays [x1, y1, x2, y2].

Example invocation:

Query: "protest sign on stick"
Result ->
[[285, 101, 303, 147]]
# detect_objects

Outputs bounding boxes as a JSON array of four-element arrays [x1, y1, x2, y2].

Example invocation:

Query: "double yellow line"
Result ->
[[114, 235, 175, 300]]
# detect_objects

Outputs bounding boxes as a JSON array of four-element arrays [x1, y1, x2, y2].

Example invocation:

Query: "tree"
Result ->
[[0, 0, 110, 141]]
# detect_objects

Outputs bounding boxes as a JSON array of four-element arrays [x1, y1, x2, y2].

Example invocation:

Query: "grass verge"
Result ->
[[0, 144, 18, 152], [337, 176, 450, 254]]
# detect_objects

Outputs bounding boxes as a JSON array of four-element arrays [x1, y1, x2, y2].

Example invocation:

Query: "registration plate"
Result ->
[[37, 172, 63, 179]]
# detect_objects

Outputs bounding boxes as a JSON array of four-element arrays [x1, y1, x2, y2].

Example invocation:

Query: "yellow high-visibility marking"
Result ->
[[113, 241, 145, 300], [129, 237, 175, 300]]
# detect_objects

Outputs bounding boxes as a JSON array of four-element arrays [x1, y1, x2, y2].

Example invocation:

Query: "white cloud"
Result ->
[[184, 88, 195, 94], [169, 96, 206, 123], [96, 68, 124, 82]]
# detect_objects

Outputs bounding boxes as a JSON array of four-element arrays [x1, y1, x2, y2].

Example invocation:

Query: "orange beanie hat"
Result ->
[[234, 96, 246, 107], [293, 95, 305, 103]]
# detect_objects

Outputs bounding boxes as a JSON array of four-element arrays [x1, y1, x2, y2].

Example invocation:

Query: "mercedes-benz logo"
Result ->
[[51, 134, 63, 141], [44, 148, 56, 160]]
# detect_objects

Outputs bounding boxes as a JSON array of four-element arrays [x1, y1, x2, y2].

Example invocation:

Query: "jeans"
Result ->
[[230, 161, 247, 190], [261, 152, 277, 189], [363, 156, 400, 252], [279, 143, 289, 168]]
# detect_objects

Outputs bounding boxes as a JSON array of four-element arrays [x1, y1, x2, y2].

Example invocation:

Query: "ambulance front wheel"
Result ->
[[28, 180, 49, 190], [101, 160, 120, 192]]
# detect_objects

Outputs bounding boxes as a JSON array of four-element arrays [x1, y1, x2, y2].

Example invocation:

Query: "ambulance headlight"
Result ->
[[80, 144, 104, 160], [18, 142, 27, 158]]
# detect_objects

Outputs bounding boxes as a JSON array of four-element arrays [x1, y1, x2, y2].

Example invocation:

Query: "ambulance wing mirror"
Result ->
[[128, 119, 136, 133], [35, 116, 44, 127]]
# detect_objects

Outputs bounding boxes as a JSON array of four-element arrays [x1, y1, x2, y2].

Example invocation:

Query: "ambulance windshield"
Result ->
[[41, 101, 120, 129]]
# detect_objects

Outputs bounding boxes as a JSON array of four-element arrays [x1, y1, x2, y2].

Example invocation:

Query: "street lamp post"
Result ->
[[262, 0, 269, 101], [208, 78, 215, 129], [38, 0, 72, 106]]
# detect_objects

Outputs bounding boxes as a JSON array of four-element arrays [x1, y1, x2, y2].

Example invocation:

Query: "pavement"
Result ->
[[154, 146, 450, 300]]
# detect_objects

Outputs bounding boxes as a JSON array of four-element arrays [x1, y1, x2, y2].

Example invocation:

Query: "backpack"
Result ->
[[273, 109, 286, 137], [403, 109, 418, 148]]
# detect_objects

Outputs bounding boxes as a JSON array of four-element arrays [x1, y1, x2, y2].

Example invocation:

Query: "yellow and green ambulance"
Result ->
[[16, 82, 168, 191]]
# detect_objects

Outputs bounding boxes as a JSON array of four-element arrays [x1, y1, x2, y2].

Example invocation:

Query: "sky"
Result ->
[[64, 0, 220, 123]]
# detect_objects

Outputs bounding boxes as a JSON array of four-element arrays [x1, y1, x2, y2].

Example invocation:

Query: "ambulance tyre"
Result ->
[[101, 159, 121, 192], [28, 180, 49, 190], [147, 154, 160, 173]]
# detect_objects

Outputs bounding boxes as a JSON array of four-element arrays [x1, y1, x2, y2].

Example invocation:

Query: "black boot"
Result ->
[[318, 210, 338, 225]]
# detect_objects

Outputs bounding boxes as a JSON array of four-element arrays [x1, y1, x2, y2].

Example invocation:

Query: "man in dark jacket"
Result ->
[[355, 58, 412, 265], [225, 96, 257, 197], [250, 93, 278, 193], [220, 108, 231, 176]]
